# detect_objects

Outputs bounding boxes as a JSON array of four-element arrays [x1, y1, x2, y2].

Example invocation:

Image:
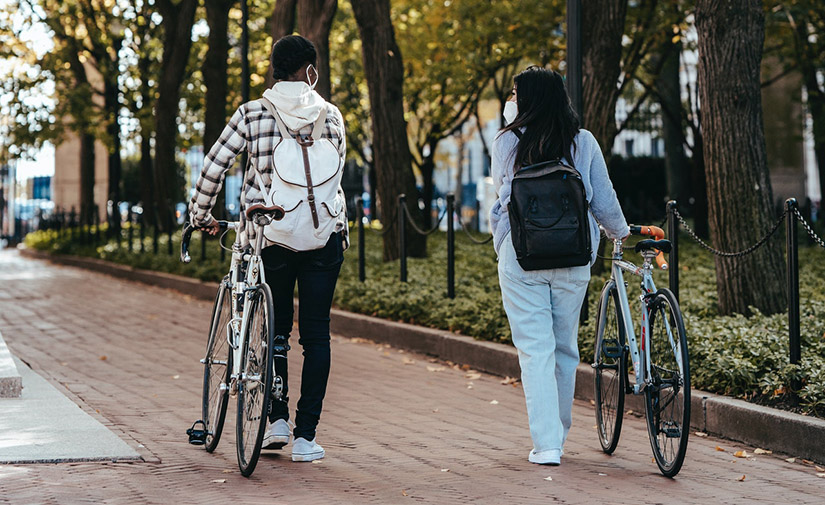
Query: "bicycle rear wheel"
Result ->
[[645, 288, 690, 477], [202, 279, 233, 453], [236, 282, 275, 477], [593, 282, 626, 454]]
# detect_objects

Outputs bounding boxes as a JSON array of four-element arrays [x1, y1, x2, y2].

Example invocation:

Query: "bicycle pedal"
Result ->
[[186, 420, 208, 445], [664, 427, 682, 438]]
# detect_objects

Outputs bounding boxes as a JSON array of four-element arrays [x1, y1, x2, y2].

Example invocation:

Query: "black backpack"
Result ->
[[507, 141, 591, 271]]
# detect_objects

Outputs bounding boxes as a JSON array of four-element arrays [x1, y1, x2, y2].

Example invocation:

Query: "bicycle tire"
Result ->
[[645, 288, 690, 477], [593, 281, 627, 454], [202, 279, 233, 453], [236, 282, 275, 477]]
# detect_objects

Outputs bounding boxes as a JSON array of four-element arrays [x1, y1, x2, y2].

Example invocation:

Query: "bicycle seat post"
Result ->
[[612, 238, 623, 259]]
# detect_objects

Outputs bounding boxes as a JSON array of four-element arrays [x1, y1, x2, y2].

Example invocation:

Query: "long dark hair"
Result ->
[[500, 66, 580, 168]]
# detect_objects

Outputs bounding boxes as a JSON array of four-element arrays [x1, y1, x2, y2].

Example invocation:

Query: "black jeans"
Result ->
[[261, 231, 344, 441]]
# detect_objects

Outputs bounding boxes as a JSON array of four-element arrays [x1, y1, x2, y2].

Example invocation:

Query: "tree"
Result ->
[[350, 0, 426, 260], [297, 0, 338, 101], [266, 0, 298, 87], [696, 0, 786, 315]]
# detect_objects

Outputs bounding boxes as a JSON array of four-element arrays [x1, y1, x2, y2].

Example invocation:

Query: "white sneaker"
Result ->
[[528, 448, 562, 465], [262, 419, 291, 450], [292, 437, 325, 462]]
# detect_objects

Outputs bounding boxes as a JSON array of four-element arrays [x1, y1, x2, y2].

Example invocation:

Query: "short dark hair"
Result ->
[[270, 35, 317, 80]]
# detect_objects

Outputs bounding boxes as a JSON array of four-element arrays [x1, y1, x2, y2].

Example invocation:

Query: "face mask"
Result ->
[[503, 100, 518, 125], [306, 64, 318, 90]]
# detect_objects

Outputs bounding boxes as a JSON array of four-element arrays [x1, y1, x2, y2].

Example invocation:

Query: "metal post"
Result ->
[[70, 207, 76, 241], [786, 198, 800, 390], [152, 204, 159, 254], [399, 194, 407, 282], [566, 0, 583, 121], [167, 205, 173, 256], [128, 204, 133, 252], [357, 197, 366, 282], [139, 210, 145, 254], [667, 200, 679, 303], [447, 193, 456, 299]]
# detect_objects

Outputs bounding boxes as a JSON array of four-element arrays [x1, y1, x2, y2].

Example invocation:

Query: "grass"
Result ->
[[25, 221, 825, 417]]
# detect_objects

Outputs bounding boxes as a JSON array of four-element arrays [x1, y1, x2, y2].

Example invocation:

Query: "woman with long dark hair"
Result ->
[[490, 66, 629, 465]]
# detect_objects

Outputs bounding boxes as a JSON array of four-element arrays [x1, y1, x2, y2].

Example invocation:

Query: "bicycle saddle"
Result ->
[[635, 239, 672, 254], [245, 204, 285, 222]]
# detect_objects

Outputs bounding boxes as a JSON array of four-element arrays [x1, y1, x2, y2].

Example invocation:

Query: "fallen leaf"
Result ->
[[60, 362, 68, 366], [383, 351, 391, 356], [626, 410, 634, 415], [99, 355, 107, 361], [465, 372, 482, 380], [211, 479, 226, 483], [694, 432, 708, 438], [172, 375, 180, 380], [593, 425, 598, 430], [441, 468, 450, 472], [401, 490, 408, 497], [544, 476, 553, 481], [221, 470, 233, 473], [397, 350, 405, 354], [802, 459, 815, 465], [785, 457, 796, 463], [312, 460, 323, 464], [816, 465, 825, 472], [500, 376, 519, 385], [432, 408, 439, 413], [490, 400, 499, 405], [402, 358, 416, 365], [816, 473, 825, 479], [716, 446, 726, 452], [461, 364, 471, 371], [737, 475, 746, 482], [426, 366, 445, 372], [753, 448, 772, 455], [598, 473, 607, 476], [467, 385, 473, 389], [733, 450, 749, 458], [590, 400, 596, 406]]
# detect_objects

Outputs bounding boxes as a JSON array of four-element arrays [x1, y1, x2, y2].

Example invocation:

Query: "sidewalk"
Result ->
[[1, 249, 824, 504]]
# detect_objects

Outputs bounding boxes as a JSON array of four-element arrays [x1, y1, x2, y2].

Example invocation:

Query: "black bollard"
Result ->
[[357, 197, 365, 282], [786, 199, 800, 393], [153, 204, 159, 254], [128, 204, 134, 252], [167, 206, 173, 256], [139, 210, 145, 253], [399, 194, 407, 282], [667, 200, 679, 303], [447, 194, 455, 299]]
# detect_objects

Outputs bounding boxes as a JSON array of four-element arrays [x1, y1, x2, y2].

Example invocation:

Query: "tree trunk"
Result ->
[[351, 0, 426, 261], [657, 39, 688, 204], [266, 0, 298, 88], [204, 0, 236, 220], [696, 0, 786, 316], [80, 132, 96, 226], [581, 0, 628, 158], [154, 0, 198, 231], [689, 128, 710, 238], [298, 0, 338, 101], [420, 155, 436, 228], [104, 76, 122, 234]]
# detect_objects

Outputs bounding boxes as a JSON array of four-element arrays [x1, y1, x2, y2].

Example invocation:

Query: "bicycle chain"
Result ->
[[673, 208, 786, 258], [793, 207, 825, 249]]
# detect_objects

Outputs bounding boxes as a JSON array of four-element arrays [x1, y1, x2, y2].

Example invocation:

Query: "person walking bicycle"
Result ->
[[189, 35, 347, 463], [489, 66, 629, 465]]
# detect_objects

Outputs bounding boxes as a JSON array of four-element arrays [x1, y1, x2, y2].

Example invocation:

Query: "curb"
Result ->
[[18, 247, 825, 463], [0, 330, 23, 398]]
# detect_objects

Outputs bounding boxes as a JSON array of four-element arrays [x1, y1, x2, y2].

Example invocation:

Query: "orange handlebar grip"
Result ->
[[639, 225, 665, 240], [656, 251, 669, 270]]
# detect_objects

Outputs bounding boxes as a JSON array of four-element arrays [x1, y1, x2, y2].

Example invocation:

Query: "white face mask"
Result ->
[[306, 64, 318, 90], [503, 100, 518, 125]]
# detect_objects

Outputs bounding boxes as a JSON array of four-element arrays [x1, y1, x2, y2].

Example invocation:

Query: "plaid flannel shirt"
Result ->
[[189, 99, 349, 251]]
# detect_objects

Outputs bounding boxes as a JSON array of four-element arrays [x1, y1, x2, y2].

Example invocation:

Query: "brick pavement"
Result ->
[[0, 249, 823, 504]]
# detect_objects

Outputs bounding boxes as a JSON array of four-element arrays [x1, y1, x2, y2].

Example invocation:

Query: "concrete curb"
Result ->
[[0, 330, 23, 398], [19, 247, 825, 463]]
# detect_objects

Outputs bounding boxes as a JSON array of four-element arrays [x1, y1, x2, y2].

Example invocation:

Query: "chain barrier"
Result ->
[[674, 207, 786, 258], [401, 201, 448, 236], [792, 207, 825, 249], [456, 218, 493, 245]]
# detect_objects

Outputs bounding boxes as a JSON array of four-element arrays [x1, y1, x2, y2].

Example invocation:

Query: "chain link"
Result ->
[[456, 218, 494, 245], [673, 208, 787, 258], [401, 202, 448, 236], [793, 207, 825, 249]]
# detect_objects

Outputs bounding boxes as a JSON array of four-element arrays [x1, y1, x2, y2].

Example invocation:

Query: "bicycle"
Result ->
[[181, 204, 287, 477], [592, 225, 690, 477]]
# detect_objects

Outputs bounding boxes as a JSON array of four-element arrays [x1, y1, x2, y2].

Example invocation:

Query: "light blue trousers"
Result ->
[[497, 234, 590, 452]]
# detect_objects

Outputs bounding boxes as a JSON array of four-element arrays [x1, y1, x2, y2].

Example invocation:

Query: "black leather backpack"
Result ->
[[507, 146, 592, 270]]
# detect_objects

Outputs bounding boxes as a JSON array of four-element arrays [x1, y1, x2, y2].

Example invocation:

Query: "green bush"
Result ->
[[24, 224, 825, 417]]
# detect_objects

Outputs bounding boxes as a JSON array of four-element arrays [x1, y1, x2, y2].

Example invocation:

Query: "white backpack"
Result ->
[[255, 98, 345, 251]]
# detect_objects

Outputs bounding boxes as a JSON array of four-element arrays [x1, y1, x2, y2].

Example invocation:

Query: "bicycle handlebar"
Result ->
[[629, 225, 668, 270], [180, 221, 237, 263]]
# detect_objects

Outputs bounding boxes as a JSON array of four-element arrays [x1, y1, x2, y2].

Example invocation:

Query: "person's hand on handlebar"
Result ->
[[200, 217, 221, 236]]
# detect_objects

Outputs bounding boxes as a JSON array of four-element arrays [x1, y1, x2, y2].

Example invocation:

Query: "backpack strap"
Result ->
[[513, 129, 523, 140]]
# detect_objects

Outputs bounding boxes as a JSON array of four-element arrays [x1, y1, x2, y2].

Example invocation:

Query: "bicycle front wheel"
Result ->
[[236, 282, 275, 477], [593, 282, 626, 454], [202, 279, 233, 453], [645, 288, 690, 477]]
